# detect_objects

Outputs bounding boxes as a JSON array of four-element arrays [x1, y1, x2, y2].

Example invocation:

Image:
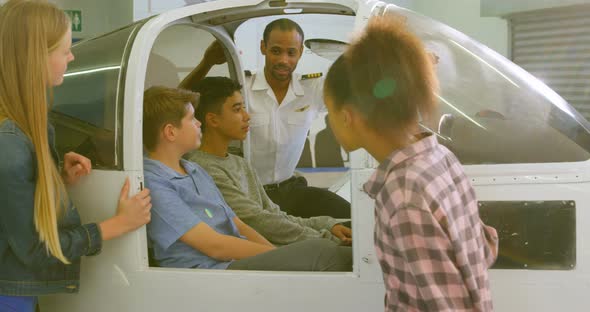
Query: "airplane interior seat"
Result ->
[[444, 116, 590, 164], [314, 126, 345, 167], [297, 137, 313, 168], [145, 52, 181, 89], [297, 116, 346, 169]]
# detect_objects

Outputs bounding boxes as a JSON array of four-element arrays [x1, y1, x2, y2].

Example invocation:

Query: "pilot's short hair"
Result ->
[[262, 18, 304, 46], [143, 86, 199, 151], [192, 77, 242, 133]]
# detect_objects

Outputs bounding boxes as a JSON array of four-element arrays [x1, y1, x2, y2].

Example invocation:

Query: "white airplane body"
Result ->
[[42, 0, 590, 311]]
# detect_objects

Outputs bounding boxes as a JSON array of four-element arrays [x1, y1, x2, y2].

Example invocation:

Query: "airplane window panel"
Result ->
[[146, 24, 230, 89], [51, 22, 145, 170], [478, 200, 576, 270], [385, 6, 590, 164]]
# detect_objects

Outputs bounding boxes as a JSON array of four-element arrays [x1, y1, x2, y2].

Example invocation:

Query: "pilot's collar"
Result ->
[[251, 71, 304, 96]]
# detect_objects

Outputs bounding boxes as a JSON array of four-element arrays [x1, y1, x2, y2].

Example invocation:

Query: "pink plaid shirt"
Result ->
[[364, 133, 498, 311]]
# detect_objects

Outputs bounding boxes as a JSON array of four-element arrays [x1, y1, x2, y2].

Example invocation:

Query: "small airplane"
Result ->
[[44, 0, 590, 311]]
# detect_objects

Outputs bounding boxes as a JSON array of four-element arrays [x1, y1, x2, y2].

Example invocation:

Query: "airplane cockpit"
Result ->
[[45, 1, 590, 311]]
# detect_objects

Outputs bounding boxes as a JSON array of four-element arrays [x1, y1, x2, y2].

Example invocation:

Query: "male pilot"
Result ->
[[180, 18, 349, 219]]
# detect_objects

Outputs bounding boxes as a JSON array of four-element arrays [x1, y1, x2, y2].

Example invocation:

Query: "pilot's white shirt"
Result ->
[[245, 70, 325, 185]]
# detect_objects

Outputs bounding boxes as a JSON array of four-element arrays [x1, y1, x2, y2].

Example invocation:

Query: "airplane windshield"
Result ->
[[385, 5, 590, 165]]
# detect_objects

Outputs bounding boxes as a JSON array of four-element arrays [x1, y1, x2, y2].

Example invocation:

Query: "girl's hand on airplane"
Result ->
[[116, 177, 152, 232], [62, 152, 92, 185], [99, 178, 152, 240]]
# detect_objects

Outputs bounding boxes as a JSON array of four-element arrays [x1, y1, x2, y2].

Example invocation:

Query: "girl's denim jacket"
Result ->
[[0, 119, 102, 296]]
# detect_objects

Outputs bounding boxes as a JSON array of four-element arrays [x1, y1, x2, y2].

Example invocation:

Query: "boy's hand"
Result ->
[[331, 224, 352, 245]]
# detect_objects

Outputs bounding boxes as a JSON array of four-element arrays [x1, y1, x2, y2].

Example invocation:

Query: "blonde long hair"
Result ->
[[0, 0, 71, 264]]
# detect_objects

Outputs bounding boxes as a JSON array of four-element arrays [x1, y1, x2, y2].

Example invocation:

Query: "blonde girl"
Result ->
[[0, 1, 151, 310]]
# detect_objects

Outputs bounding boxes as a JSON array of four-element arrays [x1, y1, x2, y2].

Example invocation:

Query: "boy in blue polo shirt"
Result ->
[[142, 86, 351, 271]]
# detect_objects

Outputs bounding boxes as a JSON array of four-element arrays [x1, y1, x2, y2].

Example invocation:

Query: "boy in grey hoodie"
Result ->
[[186, 77, 351, 246]]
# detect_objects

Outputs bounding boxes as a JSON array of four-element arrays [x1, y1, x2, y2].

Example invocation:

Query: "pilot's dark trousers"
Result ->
[[264, 176, 350, 219], [227, 239, 352, 271]]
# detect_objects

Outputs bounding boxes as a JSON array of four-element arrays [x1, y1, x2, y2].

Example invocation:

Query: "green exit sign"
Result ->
[[64, 10, 82, 32]]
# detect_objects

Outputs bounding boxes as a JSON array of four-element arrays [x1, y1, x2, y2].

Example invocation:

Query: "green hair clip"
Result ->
[[373, 78, 397, 99]]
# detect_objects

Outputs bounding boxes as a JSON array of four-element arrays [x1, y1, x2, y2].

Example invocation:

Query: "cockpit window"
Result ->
[[384, 6, 590, 164], [145, 24, 230, 89], [51, 22, 144, 170], [304, 38, 347, 61]]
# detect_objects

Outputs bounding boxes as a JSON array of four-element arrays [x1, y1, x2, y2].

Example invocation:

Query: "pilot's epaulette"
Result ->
[[244, 70, 252, 77], [301, 72, 323, 80]]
